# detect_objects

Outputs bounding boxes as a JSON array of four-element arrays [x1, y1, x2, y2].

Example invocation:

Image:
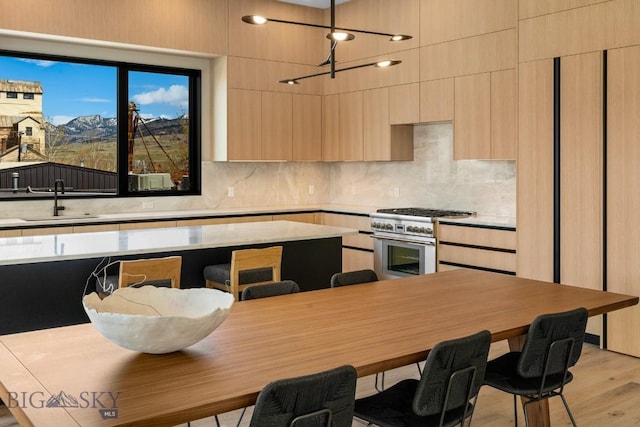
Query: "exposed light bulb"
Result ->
[[390, 34, 412, 41], [327, 32, 355, 42], [242, 15, 268, 25], [375, 60, 401, 68]]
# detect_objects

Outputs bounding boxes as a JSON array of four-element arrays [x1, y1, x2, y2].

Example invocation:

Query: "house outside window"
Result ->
[[6, 92, 17, 99], [0, 50, 201, 198]]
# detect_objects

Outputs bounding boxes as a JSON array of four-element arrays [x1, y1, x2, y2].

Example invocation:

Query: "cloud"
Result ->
[[131, 85, 188, 108], [17, 58, 57, 68], [80, 97, 111, 103]]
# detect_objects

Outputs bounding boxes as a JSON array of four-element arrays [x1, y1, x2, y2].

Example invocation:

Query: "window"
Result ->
[[6, 92, 17, 99], [0, 50, 200, 198]]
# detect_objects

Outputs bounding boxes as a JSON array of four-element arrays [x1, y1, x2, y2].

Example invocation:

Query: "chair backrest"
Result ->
[[249, 365, 357, 427], [517, 307, 588, 378], [230, 246, 283, 300], [231, 245, 282, 284], [412, 330, 491, 419], [330, 269, 378, 288], [241, 280, 300, 300], [118, 256, 182, 289]]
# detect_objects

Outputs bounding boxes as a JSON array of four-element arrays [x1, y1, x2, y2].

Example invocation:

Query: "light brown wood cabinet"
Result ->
[[454, 70, 517, 160], [320, 212, 373, 272], [437, 222, 516, 274], [363, 88, 413, 161], [227, 90, 322, 161], [607, 45, 640, 357]]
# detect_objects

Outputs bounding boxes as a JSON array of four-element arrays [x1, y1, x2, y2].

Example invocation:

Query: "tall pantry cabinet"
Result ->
[[606, 46, 640, 356], [518, 47, 640, 356]]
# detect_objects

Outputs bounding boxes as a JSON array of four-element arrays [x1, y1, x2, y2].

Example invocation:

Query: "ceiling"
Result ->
[[277, 0, 350, 9]]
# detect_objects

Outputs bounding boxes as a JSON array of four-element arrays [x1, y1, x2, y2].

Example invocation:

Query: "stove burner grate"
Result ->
[[375, 207, 475, 218]]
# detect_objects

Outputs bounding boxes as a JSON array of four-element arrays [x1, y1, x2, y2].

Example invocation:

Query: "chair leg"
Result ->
[[512, 394, 519, 427], [215, 414, 221, 427], [416, 361, 423, 376], [560, 394, 577, 427], [235, 407, 247, 427]]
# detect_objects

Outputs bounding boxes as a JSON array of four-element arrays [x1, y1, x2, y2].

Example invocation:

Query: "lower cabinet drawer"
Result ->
[[438, 244, 516, 273]]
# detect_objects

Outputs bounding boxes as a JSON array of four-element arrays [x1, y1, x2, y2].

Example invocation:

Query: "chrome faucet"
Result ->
[[53, 179, 65, 216]]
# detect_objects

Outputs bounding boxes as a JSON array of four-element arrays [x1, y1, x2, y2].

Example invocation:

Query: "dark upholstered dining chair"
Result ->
[[249, 364, 357, 427], [354, 329, 492, 427], [483, 307, 588, 427], [241, 280, 300, 300], [330, 269, 378, 287], [331, 269, 421, 391]]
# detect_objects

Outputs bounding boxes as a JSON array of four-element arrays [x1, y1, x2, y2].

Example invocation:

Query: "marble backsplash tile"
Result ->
[[0, 122, 515, 219], [329, 123, 516, 217]]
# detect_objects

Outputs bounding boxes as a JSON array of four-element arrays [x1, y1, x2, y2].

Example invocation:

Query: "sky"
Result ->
[[0, 55, 189, 125]]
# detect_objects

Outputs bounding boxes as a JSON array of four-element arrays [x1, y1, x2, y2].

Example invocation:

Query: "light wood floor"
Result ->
[[2, 341, 640, 426]]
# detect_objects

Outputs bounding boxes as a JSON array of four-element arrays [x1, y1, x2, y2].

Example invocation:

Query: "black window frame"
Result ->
[[25, 127, 32, 136], [6, 91, 17, 99], [23, 92, 35, 100], [0, 49, 201, 199]]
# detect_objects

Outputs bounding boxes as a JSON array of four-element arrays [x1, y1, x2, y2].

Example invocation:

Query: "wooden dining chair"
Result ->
[[203, 246, 283, 301], [118, 256, 182, 289]]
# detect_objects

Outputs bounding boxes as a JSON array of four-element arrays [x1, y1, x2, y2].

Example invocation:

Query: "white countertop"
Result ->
[[0, 204, 380, 228], [0, 220, 356, 266], [437, 215, 516, 229]]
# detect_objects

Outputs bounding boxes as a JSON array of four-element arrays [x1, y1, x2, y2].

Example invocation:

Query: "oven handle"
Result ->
[[371, 235, 436, 246]]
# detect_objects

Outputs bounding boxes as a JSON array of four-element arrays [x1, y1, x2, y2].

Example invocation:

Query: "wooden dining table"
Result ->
[[0, 269, 637, 427]]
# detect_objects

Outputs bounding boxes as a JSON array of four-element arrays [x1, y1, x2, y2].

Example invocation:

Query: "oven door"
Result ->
[[373, 236, 436, 280]]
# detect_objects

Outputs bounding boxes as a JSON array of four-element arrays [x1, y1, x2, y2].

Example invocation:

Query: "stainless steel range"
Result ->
[[370, 208, 474, 280]]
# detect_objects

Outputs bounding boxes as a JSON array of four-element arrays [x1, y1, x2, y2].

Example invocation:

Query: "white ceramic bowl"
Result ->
[[83, 286, 234, 354]]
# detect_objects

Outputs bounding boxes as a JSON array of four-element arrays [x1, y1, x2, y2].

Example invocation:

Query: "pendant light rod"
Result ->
[[241, 15, 412, 41], [330, 0, 336, 78], [279, 60, 401, 85]]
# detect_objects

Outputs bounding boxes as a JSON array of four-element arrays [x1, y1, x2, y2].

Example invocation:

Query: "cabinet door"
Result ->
[[420, 78, 454, 123], [454, 73, 491, 159], [322, 94, 341, 161], [262, 91, 292, 160], [338, 91, 364, 160], [228, 89, 261, 160], [390, 83, 420, 125], [516, 59, 554, 281], [491, 68, 517, 159], [560, 52, 603, 337], [363, 87, 391, 161], [292, 94, 322, 161], [607, 46, 640, 357]]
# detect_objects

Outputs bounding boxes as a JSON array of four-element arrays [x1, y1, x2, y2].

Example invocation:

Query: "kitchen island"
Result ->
[[0, 221, 354, 334]]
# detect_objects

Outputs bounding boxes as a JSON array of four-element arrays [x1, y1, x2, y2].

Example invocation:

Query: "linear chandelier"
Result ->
[[242, 0, 411, 84]]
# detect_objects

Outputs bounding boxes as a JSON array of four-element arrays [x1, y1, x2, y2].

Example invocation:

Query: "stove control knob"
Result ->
[[372, 222, 379, 229], [385, 224, 393, 230], [407, 226, 414, 232], [417, 227, 424, 234]]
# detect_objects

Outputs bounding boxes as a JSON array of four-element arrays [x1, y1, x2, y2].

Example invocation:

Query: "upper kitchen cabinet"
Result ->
[[323, 89, 413, 162], [453, 69, 517, 160], [323, 92, 363, 161], [226, 89, 323, 161], [364, 88, 413, 161], [420, 79, 454, 123], [0, 0, 228, 55]]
